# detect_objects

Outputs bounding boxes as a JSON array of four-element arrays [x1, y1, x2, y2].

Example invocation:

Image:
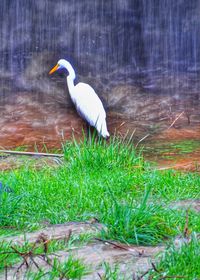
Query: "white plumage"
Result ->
[[49, 59, 109, 138]]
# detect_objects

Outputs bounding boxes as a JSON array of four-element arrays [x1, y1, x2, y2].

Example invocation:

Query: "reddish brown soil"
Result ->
[[0, 92, 148, 150], [154, 126, 200, 141], [1, 91, 200, 171], [155, 156, 200, 172]]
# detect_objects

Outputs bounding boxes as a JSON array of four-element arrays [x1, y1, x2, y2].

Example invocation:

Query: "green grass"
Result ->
[[0, 137, 199, 246], [0, 233, 92, 273], [0, 136, 200, 278], [26, 256, 89, 280], [99, 262, 122, 280], [90, 235, 200, 279], [147, 234, 200, 279]]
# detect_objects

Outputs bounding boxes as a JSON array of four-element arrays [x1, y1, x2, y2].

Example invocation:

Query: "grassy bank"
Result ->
[[0, 136, 199, 277], [147, 234, 200, 280], [0, 137, 199, 242]]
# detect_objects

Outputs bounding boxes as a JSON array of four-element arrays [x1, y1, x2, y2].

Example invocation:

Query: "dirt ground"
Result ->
[[0, 200, 199, 279], [0, 222, 166, 279], [1, 87, 200, 171]]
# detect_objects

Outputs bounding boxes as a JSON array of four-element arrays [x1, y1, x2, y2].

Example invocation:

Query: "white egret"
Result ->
[[49, 59, 110, 138]]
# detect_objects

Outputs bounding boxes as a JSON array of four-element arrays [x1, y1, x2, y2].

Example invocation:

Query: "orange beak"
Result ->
[[49, 64, 59, 75]]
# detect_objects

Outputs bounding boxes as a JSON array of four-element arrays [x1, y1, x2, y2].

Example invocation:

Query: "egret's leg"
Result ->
[[86, 123, 91, 142], [86, 124, 97, 143]]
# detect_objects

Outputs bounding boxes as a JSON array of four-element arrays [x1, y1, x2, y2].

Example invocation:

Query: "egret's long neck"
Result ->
[[62, 61, 76, 94]]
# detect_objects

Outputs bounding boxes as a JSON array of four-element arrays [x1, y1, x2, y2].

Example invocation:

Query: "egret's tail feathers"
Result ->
[[96, 118, 110, 139], [100, 128, 110, 139]]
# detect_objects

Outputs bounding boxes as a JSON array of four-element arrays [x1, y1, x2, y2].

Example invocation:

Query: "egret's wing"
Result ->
[[73, 83, 106, 127]]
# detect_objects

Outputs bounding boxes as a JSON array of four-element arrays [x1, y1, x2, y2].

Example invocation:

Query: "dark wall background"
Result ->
[[0, 0, 200, 101], [0, 0, 200, 148]]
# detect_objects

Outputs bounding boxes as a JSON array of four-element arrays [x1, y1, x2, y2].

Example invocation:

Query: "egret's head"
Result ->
[[49, 59, 76, 80], [49, 59, 68, 75]]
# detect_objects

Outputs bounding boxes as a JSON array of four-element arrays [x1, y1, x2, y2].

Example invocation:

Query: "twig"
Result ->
[[38, 255, 69, 280], [95, 238, 141, 255], [36, 233, 50, 254], [1, 230, 74, 279], [29, 255, 41, 271], [135, 134, 150, 148], [36, 230, 72, 250], [15, 260, 27, 275], [138, 262, 160, 279], [5, 264, 7, 280], [167, 111, 184, 130], [151, 262, 160, 273], [71, 126, 80, 135], [138, 262, 187, 280], [37, 255, 53, 267], [95, 237, 131, 251], [116, 121, 126, 131], [138, 268, 150, 279], [64, 229, 72, 244], [10, 246, 23, 255], [183, 209, 190, 238], [0, 150, 64, 157], [97, 272, 103, 279], [158, 276, 187, 279]]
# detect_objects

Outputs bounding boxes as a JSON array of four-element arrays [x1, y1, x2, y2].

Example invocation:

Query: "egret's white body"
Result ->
[[49, 59, 109, 138]]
